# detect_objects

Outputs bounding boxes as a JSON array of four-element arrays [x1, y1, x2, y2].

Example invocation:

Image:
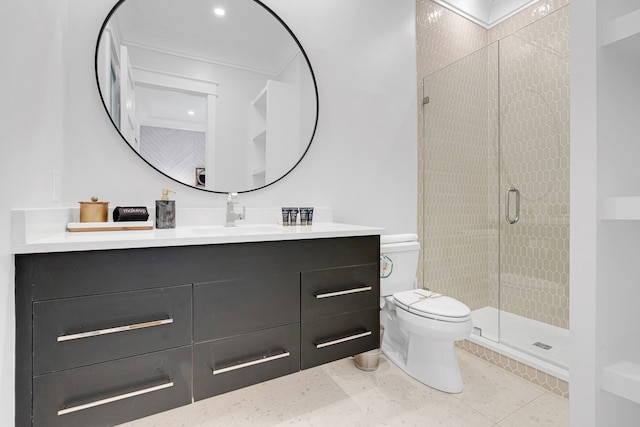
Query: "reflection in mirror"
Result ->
[[96, 0, 318, 193]]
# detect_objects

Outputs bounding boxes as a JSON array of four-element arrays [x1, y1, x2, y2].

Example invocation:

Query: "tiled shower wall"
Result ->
[[495, 8, 570, 328], [421, 45, 496, 309], [416, 1, 570, 328], [140, 126, 205, 187]]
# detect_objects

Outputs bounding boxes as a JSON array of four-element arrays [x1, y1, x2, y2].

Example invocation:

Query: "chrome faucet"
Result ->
[[226, 192, 245, 226]]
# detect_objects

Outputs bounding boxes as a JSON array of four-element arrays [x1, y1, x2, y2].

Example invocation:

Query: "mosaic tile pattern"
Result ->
[[140, 126, 205, 187], [458, 340, 569, 399], [416, 0, 571, 392], [416, 0, 489, 290], [494, 6, 570, 327], [417, 2, 570, 327], [416, 1, 487, 79], [421, 45, 496, 309], [488, 0, 571, 43]]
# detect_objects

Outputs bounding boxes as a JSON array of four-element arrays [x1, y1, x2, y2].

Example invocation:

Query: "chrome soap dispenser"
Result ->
[[156, 189, 176, 229]]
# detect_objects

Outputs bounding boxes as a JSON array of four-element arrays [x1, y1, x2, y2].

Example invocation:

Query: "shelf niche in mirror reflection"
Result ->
[[95, 0, 318, 193]]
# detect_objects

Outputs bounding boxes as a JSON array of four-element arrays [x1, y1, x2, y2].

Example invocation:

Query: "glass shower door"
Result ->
[[421, 42, 501, 342], [497, 8, 570, 368], [421, 5, 570, 371]]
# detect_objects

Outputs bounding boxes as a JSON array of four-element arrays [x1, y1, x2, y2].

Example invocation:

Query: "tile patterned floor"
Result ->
[[119, 349, 568, 426]]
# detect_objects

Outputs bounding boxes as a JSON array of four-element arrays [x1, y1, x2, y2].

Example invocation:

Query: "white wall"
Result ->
[[1, 0, 68, 423], [62, 0, 417, 221], [571, 0, 640, 425], [569, 0, 598, 424], [0, 0, 416, 423]]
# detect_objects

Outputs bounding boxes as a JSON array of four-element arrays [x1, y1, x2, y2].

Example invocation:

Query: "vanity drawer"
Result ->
[[301, 264, 379, 321], [33, 285, 192, 375], [32, 346, 192, 427], [193, 323, 300, 400], [301, 308, 379, 369], [194, 272, 300, 342]]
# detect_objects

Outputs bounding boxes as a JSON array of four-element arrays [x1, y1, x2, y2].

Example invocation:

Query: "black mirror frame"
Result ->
[[95, 0, 319, 194]]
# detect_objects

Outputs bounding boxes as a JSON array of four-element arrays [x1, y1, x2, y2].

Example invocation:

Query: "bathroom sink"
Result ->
[[186, 225, 283, 235]]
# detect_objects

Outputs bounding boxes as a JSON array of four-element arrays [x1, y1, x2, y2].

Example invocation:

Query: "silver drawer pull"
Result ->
[[57, 318, 174, 342], [315, 286, 372, 299], [213, 351, 291, 375], [58, 381, 174, 416], [315, 331, 372, 349]]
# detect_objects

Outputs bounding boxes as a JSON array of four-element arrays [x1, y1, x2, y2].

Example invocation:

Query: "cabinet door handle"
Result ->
[[57, 318, 174, 342], [315, 286, 372, 299], [315, 331, 372, 349], [57, 381, 174, 416], [213, 350, 291, 375]]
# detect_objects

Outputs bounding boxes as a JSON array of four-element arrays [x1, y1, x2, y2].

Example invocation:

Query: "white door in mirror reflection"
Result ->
[[119, 46, 139, 152]]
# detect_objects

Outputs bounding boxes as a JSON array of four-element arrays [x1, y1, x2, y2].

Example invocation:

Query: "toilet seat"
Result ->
[[393, 289, 471, 323]]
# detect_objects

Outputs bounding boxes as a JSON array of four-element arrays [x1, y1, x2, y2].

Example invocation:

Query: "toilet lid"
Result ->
[[393, 289, 471, 322]]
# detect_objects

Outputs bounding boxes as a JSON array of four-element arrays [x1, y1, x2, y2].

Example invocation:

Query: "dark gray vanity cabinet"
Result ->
[[16, 249, 196, 427], [32, 285, 192, 375], [192, 273, 301, 400], [15, 235, 379, 426], [32, 346, 192, 427], [301, 264, 380, 369]]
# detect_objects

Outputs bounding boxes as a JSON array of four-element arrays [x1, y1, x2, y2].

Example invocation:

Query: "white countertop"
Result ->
[[12, 208, 382, 254], [13, 223, 382, 254]]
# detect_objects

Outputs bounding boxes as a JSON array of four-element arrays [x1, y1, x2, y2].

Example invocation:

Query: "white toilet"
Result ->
[[380, 234, 472, 393]]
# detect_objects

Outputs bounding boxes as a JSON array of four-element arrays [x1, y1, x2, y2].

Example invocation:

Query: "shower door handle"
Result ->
[[505, 187, 520, 224]]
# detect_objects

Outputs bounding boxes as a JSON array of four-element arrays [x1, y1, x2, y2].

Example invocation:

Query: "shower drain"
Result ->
[[533, 341, 553, 350]]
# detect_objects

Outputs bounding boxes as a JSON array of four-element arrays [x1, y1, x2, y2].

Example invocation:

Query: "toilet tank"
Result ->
[[380, 234, 420, 297]]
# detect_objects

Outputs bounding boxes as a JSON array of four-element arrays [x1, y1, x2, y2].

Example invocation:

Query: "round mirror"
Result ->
[[95, 0, 318, 193]]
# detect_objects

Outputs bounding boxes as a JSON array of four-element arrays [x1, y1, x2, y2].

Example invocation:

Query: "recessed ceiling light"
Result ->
[[187, 110, 195, 116], [213, 8, 225, 16]]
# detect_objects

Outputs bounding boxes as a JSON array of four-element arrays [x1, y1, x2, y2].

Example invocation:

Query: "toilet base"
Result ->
[[381, 301, 470, 394], [382, 337, 465, 394]]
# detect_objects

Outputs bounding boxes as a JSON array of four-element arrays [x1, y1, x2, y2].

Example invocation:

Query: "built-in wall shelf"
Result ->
[[252, 168, 266, 177], [602, 8, 640, 46], [601, 361, 640, 405], [252, 86, 268, 112], [602, 197, 640, 220], [249, 84, 268, 187], [247, 80, 298, 187], [253, 128, 267, 144], [602, 8, 640, 67]]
